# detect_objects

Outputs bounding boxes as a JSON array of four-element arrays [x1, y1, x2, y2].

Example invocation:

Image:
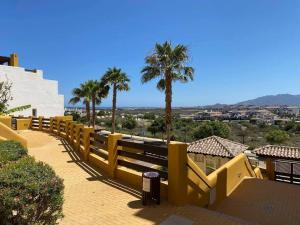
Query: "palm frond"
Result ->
[[101, 67, 130, 93], [6, 104, 31, 114], [69, 96, 80, 105], [141, 66, 161, 83], [156, 79, 165, 91]]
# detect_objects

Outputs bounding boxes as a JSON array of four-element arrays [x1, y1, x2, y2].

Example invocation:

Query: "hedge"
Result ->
[[0, 156, 64, 225], [0, 141, 27, 167]]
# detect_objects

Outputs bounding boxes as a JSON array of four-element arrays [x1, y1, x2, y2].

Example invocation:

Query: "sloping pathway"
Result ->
[[19, 130, 253, 225]]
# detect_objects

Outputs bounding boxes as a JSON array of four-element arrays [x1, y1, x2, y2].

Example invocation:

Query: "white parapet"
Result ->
[[0, 65, 64, 117]]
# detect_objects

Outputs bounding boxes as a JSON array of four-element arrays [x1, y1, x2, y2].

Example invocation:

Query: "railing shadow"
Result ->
[[53, 135, 142, 199]]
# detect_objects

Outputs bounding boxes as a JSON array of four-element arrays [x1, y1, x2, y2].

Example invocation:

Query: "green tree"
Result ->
[[0, 80, 12, 113], [143, 112, 156, 120], [141, 42, 195, 144], [97, 110, 106, 117], [265, 129, 289, 144], [101, 67, 130, 133], [121, 115, 137, 134], [193, 121, 231, 139], [87, 80, 109, 127], [66, 111, 81, 121], [147, 117, 166, 139], [69, 82, 92, 125]]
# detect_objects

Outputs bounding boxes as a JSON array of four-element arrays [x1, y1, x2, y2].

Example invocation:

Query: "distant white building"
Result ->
[[0, 53, 64, 117]]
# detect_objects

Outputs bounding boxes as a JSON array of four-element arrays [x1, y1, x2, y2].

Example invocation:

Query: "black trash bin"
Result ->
[[142, 171, 160, 205]]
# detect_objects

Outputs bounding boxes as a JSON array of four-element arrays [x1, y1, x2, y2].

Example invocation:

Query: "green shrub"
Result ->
[[0, 141, 27, 167], [193, 121, 231, 139], [265, 129, 289, 144], [0, 157, 64, 225]]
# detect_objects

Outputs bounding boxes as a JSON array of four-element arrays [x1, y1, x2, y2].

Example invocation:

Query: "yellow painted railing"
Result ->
[[4, 115, 263, 207]]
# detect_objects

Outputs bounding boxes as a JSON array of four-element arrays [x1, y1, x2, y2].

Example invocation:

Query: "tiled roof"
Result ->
[[253, 145, 300, 160], [187, 136, 248, 158]]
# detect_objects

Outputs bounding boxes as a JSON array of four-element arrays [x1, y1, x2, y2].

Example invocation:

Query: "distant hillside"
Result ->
[[237, 94, 300, 106]]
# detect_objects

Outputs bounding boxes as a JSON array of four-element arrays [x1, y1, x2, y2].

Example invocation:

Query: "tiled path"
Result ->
[[19, 130, 254, 225], [216, 178, 300, 225]]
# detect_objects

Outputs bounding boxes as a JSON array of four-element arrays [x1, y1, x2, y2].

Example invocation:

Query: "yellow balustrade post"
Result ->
[[107, 133, 122, 178], [75, 124, 84, 151], [29, 116, 33, 129], [57, 119, 61, 136], [69, 122, 75, 145], [65, 121, 70, 141], [50, 117, 54, 133], [83, 127, 94, 161], [39, 116, 43, 131], [168, 141, 188, 206]]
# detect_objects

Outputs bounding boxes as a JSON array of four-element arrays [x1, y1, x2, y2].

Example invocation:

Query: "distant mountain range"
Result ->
[[236, 94, 300, 106], [66, 94, 300, 109], [200, 94, 300, 108]]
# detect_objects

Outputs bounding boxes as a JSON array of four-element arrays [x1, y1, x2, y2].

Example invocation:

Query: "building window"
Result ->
[[32, 108, 37, 117]]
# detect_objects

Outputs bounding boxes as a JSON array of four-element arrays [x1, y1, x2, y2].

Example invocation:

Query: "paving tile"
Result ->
[[19, 130, 253, 225]]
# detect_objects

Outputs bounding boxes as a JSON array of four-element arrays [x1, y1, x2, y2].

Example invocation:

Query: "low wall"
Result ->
[[17, 119, 31, 130], [187, 153, 262, 208], [187, 156, 214, 207], [0, 116, 12, 128], [0, 122, 27, 147], [55, 115, 73, 121]]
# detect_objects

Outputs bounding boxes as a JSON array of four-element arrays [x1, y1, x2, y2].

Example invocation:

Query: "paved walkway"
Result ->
[[19, 130, 251, 225], [216, 178, 300, 225]]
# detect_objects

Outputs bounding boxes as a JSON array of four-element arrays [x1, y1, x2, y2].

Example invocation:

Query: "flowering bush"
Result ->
[[0, 156, 64, 225]]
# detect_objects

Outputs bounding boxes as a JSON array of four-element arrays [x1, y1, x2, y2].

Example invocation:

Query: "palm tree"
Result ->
[[141, 41, 195, 144], [69, 82, 92, 125], [101, 67, 130, 134], [89, 80, 109, 127]]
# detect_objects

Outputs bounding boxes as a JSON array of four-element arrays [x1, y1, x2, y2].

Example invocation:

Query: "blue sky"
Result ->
[[1, 0, 300, 107]]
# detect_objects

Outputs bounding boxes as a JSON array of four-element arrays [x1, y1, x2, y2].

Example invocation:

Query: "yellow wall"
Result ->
[[208, 154, 258, 208], [254, 167, 263, 179], [55, 116, 73, 121], [88, 153, 109, 173], [0, 122, 27, 147], [17, 119, 31, 130], [186, 153, 261, 208], [0, 116, 12, 128], [115, 166, 168, 199], [187, 156, 213, 207]]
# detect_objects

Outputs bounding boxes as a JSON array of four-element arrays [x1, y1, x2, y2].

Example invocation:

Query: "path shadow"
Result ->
[[53, 135, 142, 199]]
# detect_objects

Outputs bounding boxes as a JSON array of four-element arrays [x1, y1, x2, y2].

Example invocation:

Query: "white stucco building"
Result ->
[[0, 54, 64, 117]]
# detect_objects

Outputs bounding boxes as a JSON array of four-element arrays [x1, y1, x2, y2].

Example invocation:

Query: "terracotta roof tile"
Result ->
[[187, 136, 248, 158], [253, 145, 300, 160]]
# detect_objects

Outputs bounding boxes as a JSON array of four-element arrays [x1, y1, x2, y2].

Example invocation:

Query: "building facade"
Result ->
[[0, 54, 64, 117]]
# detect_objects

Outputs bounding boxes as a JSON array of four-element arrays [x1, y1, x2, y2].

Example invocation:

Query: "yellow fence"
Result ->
[[1, 115, 263, 207]]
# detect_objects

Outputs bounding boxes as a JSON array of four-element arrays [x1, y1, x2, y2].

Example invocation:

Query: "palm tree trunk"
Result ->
[[111, 83, 117, 134], [165, 71, 172, 144], [86, 101, 91, 127], [92, 95, 96, 128]]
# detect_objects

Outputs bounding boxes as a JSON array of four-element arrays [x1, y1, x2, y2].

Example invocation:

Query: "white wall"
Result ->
[[0, 65, 64, 117]]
